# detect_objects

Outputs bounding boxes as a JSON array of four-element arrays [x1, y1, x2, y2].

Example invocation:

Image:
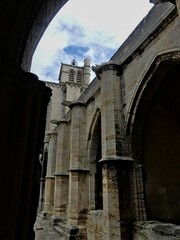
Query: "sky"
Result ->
[[31, 0, 153, 82]]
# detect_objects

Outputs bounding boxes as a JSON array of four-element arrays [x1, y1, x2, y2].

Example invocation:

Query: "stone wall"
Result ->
[[87, 211, 104, 240], [42, 2, 180, 239]]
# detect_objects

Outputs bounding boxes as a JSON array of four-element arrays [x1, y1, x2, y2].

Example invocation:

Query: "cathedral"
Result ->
[[40, 2, 180, 239], [1, 0, 180, 239]]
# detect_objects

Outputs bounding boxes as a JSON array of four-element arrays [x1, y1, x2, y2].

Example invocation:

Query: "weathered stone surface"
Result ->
[[41, 3, 180, 240], [134, 221, 180, 240]]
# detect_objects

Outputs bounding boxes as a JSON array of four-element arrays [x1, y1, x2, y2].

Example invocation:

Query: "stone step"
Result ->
[[53, 220, 86, 240]]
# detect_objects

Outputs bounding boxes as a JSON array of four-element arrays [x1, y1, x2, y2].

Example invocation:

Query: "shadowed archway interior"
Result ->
[[143, 66, 180, 223]]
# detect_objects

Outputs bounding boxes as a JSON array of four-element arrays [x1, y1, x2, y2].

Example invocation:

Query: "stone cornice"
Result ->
[[111, 3, 177, 67], [69, 100, 87, 109], [54, 173, 69, 177], [58, 119, 68, 125], [69, 168, 90, 172], [46, 176, 55, 179], [46, 82, 60, 88], [92, 61, 123, 79], [47, 130, 57, 136], [99, 156, 133, 164]]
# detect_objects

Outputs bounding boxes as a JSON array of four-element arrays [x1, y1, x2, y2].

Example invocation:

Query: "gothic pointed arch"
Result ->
[[87, 108, 103, 210], [87, 108, 101, 142], [130, 51, 180, 223]]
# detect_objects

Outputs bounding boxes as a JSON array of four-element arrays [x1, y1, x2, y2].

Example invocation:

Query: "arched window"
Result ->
[[69, 69, 75, 82], [95, 133, 102, 210], [77, 71, 82, 83], [133, 61, 180, 224], [88, 111, 103, 210]]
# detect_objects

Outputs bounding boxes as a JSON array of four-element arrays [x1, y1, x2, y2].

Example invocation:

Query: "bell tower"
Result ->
[[57, 57, 91, 114]]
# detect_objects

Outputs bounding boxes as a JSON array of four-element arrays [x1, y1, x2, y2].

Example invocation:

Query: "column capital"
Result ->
[[47, 131, 57, 137], [44, 134, 50, 143], [69, 100, 87, 109], [92, 61, 123, 79], [50, 118, 69, 126], [46, 176, 55, 179], [59, 119, 68, 124]]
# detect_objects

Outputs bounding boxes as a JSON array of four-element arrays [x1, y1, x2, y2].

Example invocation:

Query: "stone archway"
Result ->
[[0, 1, 70, 238], [86, 109, 104, 239], [88, 109, 102, 210], [143, 64, 180, 223], [22, 0, 69, 71], [131, 52, 180, 227]]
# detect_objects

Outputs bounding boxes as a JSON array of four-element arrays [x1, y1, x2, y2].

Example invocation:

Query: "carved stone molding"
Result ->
[[92, 61, 123, 79]]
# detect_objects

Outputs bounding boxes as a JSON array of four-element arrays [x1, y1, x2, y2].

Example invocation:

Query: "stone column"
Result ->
[[102, 162, 120, 239], [44, 130, 57, 215], [94, 62, 133, 239], [0, 66, 51, 239], [53, 119, 69, 219], [68, 102, 89, 235], [101, 158, 133, 240], [96, 62, 123, 159]]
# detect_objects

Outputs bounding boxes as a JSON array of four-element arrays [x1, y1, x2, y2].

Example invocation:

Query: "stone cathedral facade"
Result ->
[[40, 2, 180, 240]]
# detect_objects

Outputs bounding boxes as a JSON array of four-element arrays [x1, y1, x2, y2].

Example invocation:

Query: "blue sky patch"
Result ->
[[63, 45, 89, 58]]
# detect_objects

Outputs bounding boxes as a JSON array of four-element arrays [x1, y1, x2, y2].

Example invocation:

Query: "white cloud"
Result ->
[[31, 0, 153, 82]]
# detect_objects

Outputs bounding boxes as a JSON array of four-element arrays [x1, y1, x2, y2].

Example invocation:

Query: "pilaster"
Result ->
[[38, 134, 50, 211], [68, 101, 89, 236], [100, 157, 133, 240], [95, 62, 124, 159], [93, 62, 133, 239], [53, 119, 69, 219], [44, 131, 57, 214]]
